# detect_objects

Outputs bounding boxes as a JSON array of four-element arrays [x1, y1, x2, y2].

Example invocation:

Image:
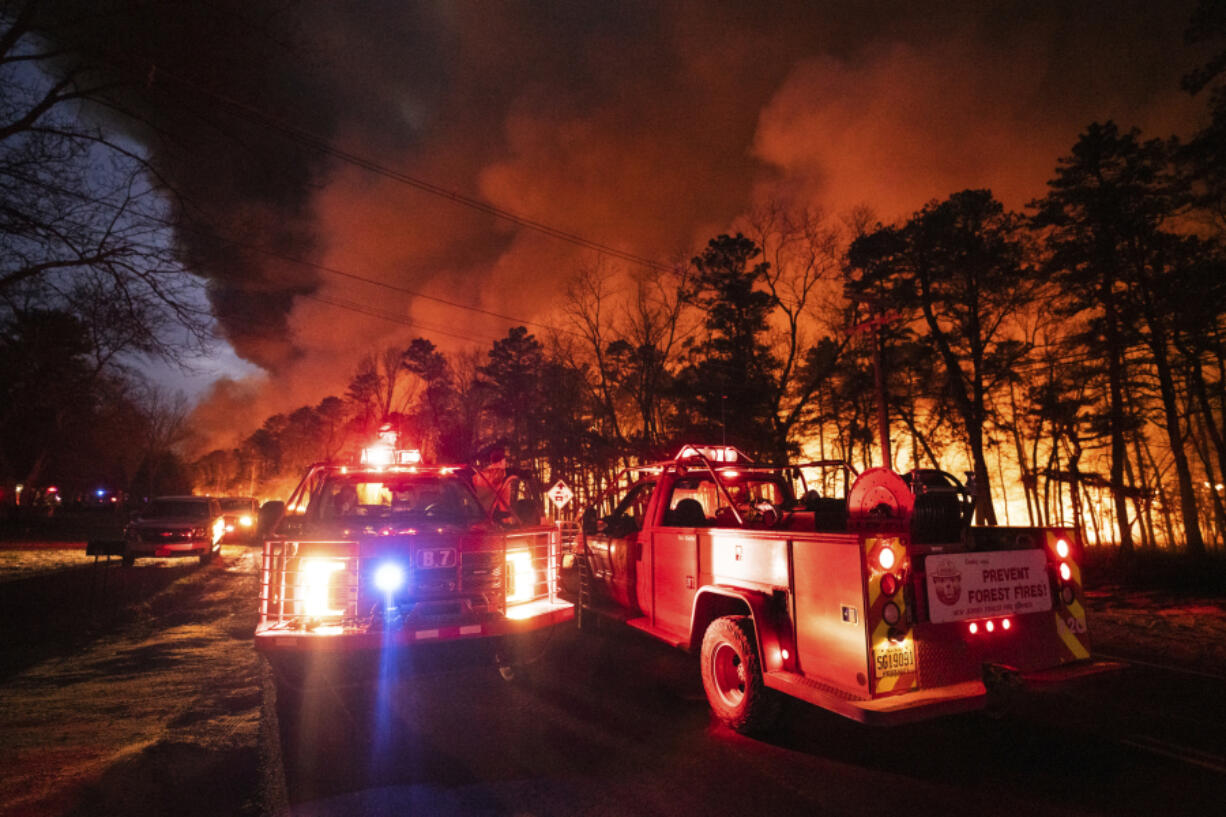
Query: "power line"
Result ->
[[144, 65, 679, 276], [4, 166, 575, 341], [299, 292, 511, 345]]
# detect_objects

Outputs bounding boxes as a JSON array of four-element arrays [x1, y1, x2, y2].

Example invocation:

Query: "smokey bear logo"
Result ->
[[930, 559, 962, 606]]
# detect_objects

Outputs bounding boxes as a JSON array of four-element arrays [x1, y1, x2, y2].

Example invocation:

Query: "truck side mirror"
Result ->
[[258, 500, 285, 537]]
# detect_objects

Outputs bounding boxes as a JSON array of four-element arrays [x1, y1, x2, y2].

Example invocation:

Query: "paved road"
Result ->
[[2, 546, 1220, 817], [269, 617, 1226, 817]]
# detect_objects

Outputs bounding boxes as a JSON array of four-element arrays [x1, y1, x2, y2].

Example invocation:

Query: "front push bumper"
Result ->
[[255, 598, 574, 654]]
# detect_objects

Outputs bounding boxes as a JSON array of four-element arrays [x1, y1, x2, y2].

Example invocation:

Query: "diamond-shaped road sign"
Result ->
[[547, 480, 573, 509]]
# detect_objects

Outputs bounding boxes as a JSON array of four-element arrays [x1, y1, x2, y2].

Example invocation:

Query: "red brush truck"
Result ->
[[255, 440, 573, 685], [576, 444, 1109, 731]]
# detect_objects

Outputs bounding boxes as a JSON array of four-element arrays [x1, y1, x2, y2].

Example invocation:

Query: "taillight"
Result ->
[[967, 617, 1013, 636], [1051, 535, 1077, 605], [878, 545, 896, 571], [880, 573, 900, 596]]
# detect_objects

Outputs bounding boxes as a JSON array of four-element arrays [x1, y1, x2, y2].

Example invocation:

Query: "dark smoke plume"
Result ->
[[29, 0, 1207, 448]]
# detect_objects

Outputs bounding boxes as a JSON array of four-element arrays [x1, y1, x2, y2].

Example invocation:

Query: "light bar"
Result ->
[[676, 445, 739, 463], [361, 444, 394, 467]]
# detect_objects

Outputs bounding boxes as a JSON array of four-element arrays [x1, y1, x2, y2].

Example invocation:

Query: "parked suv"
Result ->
[[123, 496, 224, 566]]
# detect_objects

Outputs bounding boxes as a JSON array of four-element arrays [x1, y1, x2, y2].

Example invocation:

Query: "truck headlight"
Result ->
[[505, 549, 536, 604], [299, 557, 347, 618]]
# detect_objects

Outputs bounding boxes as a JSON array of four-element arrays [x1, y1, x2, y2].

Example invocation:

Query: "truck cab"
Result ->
[[578, 444, 1107, 731]]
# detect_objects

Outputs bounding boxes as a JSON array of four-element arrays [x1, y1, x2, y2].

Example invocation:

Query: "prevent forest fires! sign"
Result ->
[[925, 549, 1052, 623]]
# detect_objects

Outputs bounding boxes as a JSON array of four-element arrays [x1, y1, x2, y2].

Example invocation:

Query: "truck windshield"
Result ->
[[219, 497, 256, 512], [665, 474, 788, 526], [145, 500, 210, 519], [317, 473, 484, 525]]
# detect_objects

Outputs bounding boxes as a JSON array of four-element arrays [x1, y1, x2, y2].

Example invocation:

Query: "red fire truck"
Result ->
[[576, 444, 1109, 731], [255, 440, 573, 684]]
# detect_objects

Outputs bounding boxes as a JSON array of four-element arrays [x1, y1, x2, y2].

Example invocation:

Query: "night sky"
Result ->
[[94, 0, 1208, 450]]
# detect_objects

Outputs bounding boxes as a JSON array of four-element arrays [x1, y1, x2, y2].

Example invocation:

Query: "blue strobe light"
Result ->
[[373, 561, 406, 594]]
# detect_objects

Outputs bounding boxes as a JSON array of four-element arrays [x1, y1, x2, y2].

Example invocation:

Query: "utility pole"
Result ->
[[721, 394, 727, 446]]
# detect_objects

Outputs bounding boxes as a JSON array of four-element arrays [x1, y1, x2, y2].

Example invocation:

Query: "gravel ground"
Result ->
[[0, 545, 265, 817], [1085, 585, 1226, 676]]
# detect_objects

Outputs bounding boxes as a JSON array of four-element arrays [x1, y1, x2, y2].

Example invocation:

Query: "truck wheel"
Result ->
[[700, 615, 780, 734]]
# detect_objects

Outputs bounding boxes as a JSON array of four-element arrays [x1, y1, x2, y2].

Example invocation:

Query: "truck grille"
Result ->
[[139, 529, 193, 544], [413, 565, 459, 594], [462, 550, 504, 595]]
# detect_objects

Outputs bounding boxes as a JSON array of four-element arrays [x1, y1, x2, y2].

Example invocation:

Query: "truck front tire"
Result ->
[[700, 615, 780, 734]]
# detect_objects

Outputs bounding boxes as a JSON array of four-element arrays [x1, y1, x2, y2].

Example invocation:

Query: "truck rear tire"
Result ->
[[700, 615, 781, 734]]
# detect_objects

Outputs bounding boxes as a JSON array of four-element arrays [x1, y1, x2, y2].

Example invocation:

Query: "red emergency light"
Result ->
[[675, 445, 742, 463], [360, 445, 423, 468], [361, 444, 394, 467]]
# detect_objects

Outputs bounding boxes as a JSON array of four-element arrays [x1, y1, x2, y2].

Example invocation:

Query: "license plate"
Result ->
[[874, 641, 916, 678], [416, 548, 456, 568]]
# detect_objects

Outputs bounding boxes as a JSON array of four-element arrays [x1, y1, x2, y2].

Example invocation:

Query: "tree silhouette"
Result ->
[[848, 190, 1035, 525], [1033, 123, 1205, 556], [675, 234, 781, 457]]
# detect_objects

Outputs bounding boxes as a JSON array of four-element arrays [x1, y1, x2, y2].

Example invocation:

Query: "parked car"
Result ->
[[123, 496, 224, 566], [218, 496, 260, 543]]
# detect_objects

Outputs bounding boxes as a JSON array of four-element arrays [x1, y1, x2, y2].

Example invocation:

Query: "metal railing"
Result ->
[[258, 540, 359, 628]]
